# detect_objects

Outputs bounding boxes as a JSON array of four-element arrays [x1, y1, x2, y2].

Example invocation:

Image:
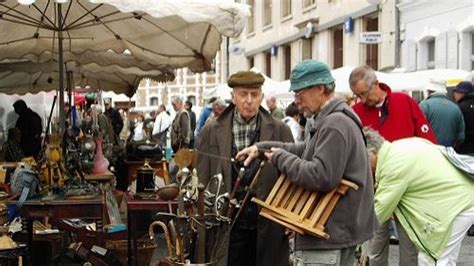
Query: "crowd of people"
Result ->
[[197, 61, 474, 266], [1, 59, 472, 266]]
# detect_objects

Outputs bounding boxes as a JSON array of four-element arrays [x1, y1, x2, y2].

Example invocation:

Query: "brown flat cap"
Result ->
[[227, 71, 265, 88]]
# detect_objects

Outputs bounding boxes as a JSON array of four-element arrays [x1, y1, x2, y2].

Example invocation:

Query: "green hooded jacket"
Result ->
[[375, 138, 474, 260]]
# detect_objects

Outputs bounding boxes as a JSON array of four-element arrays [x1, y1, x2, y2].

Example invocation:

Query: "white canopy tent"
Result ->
[[271, 67, 472, 102], [0, 0, 249, 137]]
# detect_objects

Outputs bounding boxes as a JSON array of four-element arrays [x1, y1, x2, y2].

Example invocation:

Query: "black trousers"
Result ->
[[228, 227, 257, 266]]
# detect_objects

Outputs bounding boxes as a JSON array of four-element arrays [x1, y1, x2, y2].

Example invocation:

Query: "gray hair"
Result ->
[[363, 127, 385, 154], [170, 95, 183, 104], [349, 65, 377, 89], [212, 98, 227, 109], [322, 82, 336, 94]]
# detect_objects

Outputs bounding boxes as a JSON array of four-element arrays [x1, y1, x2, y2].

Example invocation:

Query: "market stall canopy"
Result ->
[[383, 68, 472, 91], [0, 59, 175, 95], [0, 0, 249, 72], [0, 57, 175, 96]]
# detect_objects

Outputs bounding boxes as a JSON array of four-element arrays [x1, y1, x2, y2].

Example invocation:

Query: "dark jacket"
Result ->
[[258, 97, 377, 250], [16, 108, 42, 157], [104, 107, 123, 136], [196, 104, 293, 266], [457, 93, 474, 154], [419, 93, 464, 147]]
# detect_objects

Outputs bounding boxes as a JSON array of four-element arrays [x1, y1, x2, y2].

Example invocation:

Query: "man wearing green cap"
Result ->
[[196, 70, 294, 266], [236, 60, 377, 265]]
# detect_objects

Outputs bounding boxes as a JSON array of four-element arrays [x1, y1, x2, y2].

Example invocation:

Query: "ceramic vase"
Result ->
[[93, 138, 109, 174]]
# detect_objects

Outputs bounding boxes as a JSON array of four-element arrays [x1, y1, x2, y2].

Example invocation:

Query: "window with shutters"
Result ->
[[302, 38, 312, 60], [263, 0, 272, 27], [265, 52, 272, 77], [150, 97, 159, 106], [333, 28, 343, 68], [284, 45, 292, 80], [365, 16, 379, 70], [427, 39, 435, 69], [247, 0, 255, 34], [248, 56, 255, 69], [281, 0, 291, 18], [303, 0, 315, 9]]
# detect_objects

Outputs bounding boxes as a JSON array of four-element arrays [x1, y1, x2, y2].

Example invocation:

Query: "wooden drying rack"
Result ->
[[252, 175, 359, 239]]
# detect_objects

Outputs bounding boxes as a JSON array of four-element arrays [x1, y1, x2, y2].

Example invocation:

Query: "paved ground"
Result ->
[[388, 235, 474, 265]]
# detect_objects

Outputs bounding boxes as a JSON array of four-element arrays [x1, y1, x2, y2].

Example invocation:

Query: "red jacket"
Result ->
[[353, 83, 437, 143]]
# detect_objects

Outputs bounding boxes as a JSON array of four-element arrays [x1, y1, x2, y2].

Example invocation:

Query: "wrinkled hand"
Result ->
[[235, 146, 281, 167], [235, 145, 259, 166], [263, 148, 281, 166]]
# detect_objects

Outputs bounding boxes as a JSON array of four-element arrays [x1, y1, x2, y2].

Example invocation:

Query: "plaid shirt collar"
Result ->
[[232, 109, 259, 152]]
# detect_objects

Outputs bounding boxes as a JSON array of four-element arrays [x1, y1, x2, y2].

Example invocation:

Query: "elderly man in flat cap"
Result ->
[[196, 70, 294, 266], [236, 60, 377, 266]]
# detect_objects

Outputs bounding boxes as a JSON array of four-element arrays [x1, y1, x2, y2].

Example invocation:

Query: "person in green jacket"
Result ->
[[364, 128, 474, 265], [419, 81, 465, 147]]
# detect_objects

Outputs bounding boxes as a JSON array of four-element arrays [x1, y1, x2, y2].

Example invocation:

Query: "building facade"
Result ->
[[398, 0, 474, 72], [227, 0, 398, 82], [105, 51, 226, 112]]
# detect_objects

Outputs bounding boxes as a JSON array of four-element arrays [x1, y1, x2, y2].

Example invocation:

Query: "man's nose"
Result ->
[[245, 94, 254, 102]]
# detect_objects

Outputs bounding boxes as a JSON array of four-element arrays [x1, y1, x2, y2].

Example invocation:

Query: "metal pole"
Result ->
[[67, 71, 73, 108], [57, 3, 65, 154]]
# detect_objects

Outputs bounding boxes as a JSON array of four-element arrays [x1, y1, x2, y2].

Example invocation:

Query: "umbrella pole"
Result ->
[[57, 3, 66, 155], [67, 71, 73, 109]]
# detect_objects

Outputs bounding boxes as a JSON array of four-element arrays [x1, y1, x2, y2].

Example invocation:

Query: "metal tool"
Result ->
[[149, 221, 174, 259], [204, 173, 223, 208], [194, 150, 237, 163], [195, 183, 206, 263], [227, 167, 245, 219], [231, 161, 266, 229]]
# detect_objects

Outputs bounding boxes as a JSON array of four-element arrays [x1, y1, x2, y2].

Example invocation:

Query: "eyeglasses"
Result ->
[[294, 85, 314, 98], [353, 81, 375, 99]]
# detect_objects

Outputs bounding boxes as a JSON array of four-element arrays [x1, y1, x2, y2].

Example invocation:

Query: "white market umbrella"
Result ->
[[0, 0, 249, 132], [0, 58, 175, 96]]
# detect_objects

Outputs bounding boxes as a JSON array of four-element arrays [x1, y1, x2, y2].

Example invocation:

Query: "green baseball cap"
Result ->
[[289, 60, 335, 92]]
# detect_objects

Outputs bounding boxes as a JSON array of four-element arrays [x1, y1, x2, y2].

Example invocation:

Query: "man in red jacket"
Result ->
[[349, 65, 437, 266]]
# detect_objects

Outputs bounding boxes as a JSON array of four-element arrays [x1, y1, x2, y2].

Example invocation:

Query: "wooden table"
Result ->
[[8, 195, 104, 262], [125, 193, 176, 266]]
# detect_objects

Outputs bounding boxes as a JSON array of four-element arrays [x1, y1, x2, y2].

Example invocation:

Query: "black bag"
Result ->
[[126, 141, 163, 161]]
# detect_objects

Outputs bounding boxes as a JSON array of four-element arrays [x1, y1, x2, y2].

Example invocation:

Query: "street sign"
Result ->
[[360, 31, 382, 44]]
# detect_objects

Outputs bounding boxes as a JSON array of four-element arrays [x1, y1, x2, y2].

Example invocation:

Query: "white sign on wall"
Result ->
[[360, 31, 383, 44]]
